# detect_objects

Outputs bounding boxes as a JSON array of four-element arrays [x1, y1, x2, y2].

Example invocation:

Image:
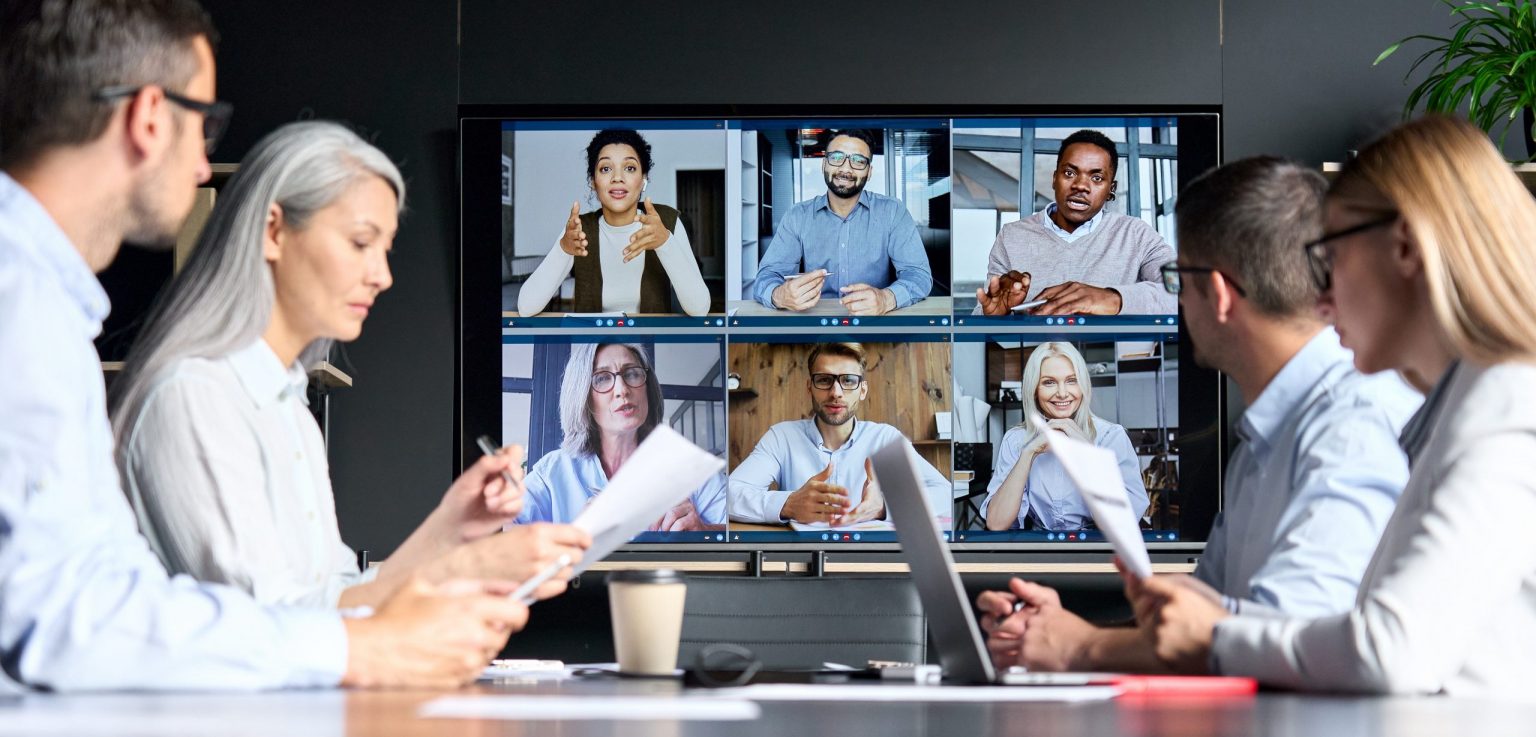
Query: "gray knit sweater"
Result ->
[[984, 210, 1176, 314]]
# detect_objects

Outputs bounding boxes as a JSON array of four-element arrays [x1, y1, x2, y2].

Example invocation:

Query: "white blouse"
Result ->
[[516, 216, 711, 316], [1212, 361, 1536, 700], [118, 339, 374, 608]]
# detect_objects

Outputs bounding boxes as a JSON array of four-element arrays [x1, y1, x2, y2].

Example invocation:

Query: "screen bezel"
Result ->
[[459, 104, 1224, 554]]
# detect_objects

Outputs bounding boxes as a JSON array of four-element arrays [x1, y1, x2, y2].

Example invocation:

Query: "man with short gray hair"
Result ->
[[976, 156, 1422, 673]]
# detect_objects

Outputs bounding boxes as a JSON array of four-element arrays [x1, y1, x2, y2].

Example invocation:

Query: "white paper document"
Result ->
[[1031, 416, 1152, 579], [700, 683, 1118, 703], [570, 426, 726, 574], [420, 695, 760, 721]]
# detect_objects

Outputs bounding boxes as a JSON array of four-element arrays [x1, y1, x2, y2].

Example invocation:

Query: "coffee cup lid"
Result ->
[[606, 568, 686, 585]]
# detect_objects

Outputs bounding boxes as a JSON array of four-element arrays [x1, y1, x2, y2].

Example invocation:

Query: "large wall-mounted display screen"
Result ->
[[461, 107, 1223, 551]]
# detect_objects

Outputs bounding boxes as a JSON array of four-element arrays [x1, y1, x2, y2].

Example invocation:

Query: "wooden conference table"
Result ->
[[4, 676, 1535, 737]]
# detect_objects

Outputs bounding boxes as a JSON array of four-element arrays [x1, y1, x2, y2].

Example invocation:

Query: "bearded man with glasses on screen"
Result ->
[[728, 342, 949, 525], [751, 129, 933, 316]]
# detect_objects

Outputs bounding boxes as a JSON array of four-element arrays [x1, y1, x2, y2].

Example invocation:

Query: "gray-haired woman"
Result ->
[[111, 121, 588, 610], [513, 342, 727, 530]]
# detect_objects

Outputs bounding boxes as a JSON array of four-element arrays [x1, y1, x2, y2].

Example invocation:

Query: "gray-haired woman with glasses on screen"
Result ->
[[513, 342, 727, 531]]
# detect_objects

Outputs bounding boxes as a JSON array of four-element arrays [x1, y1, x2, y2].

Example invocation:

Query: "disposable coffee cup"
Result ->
[[607, 569, 688, 675]]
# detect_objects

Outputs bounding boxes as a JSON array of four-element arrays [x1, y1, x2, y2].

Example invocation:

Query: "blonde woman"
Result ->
[[1134, 116, 1536, 700], [982, 341, 1148, 531]]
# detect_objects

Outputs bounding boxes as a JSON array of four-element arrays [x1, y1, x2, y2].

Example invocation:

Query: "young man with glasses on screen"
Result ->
[[728, 342, 948, 525], [752, 129, 933, 316], [0, 0, 526, 691], [975, 157, 1421, 674]]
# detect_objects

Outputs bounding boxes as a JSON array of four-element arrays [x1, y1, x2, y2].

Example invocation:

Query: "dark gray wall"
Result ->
[[201, 0, 1452, 558]]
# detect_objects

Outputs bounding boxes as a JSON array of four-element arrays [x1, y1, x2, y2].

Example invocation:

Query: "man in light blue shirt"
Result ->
[[975, 157, 1420, 672], [752, 129, 932, 315], [0, 0, 522, 691], [729, 342, 949, 524]]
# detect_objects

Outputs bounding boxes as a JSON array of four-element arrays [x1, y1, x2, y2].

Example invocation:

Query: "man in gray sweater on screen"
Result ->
[[975, 130, 1176, 316]]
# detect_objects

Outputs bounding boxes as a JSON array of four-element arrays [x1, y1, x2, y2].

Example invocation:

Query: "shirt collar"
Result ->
[[1237, 328, 1349, 451], [801, 416, 865, 451], [814, 191, 873, 216], [1040, 202, 1105, 239], [0, 172, 111, 329], [228, 338, 310, 408]]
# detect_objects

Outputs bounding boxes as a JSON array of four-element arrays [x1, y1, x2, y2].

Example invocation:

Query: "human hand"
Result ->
[[778, 462, 851, 523], [840, 458, 886, 524], [839, 283, 896, 316], [1020, 602, 1097, 672], [1032, 281, 1122, 315], [559, 201, 588, 257], [341, 576, 528, 688], [1046, 418, 1089, 444], [650, 499, 706, 532], [622, 197, 671, 262], [446, 524, 589, 601], [1137, 575, 1227, 674], [979, 578, 1061, 670], [435, 445, 526, 543], [771, 270, 827, 311], [976, 271, 1031, 316]]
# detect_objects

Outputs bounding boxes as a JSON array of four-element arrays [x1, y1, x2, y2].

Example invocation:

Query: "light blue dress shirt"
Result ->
[[515, 447, 727, 526], [0, 173, 346, 691], [979, 418, 1149, 531], [1195, 328, 1420, 617], [752, 190, 932, 309], [728, 419, 950, 524], [1038, 202, 1106, 243]]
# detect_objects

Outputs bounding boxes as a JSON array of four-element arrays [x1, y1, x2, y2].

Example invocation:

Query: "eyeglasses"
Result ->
[[824, 151, 871, 170], [94, 85, 234, 155], [810, 373, 864, 391], [591, 366, 649, 393], [1302, 213, 1399, 292], [1159, 262, 1247, 297]]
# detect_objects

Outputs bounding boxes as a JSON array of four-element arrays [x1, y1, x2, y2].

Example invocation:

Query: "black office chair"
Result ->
[[953, 442, 993, 530], [677, 576, 927, 670]]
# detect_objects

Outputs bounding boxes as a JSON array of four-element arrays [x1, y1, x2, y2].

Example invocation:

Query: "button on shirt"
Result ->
[[979, 419, 1149, 530], [0, 172, 344, 691], [1194, 328, 1420, 618], [752, 191, 932, 309], [120, 339, 377, 608], [515, 447, 728, 526], [728, 419, 950, 524]]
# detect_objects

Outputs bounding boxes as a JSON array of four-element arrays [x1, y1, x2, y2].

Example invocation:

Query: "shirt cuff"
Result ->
[[767, 489, 795, 522], [270, 607, 349, 688], [753, 278, 784, 309]]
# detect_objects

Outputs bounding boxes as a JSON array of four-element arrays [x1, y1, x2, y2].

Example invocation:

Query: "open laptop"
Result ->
[[871, 440, 1101, 686]]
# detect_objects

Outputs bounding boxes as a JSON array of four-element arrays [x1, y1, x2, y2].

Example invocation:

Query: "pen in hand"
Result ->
[[476, 434, 521, 495]]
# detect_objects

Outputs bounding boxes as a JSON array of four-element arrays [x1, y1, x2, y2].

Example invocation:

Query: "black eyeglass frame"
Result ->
[[1301, 213, 1399, 292], [1159, 262, 1247, 297], [824, 151, 871, 171], [590, 366, 650, 393], [809, 373, 865, 391], [93, 84, 233, 155]]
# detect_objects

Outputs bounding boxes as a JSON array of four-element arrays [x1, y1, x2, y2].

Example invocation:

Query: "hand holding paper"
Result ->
[[1029, 416, 1152, 579], [568, 427, 726, 574]]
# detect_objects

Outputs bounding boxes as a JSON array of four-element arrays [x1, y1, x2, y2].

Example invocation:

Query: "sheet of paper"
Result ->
[[1031, 416, 1152, 579], [571, 426, 725, 574], [698, 683, 1118, 703], [420, 696, 760, 721]]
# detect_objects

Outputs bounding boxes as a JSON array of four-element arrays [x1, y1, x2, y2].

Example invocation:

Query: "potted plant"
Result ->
[[1377, 0, 1536, 158]]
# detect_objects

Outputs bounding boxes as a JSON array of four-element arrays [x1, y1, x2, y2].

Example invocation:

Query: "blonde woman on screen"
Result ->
[[982, 341, 1148, 531], [1133, 115, 1536, 701], [111, 121, 589, 610]]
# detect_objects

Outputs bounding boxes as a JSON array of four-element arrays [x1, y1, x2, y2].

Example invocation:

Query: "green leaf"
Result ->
[[1375, 42, 1404, 65]]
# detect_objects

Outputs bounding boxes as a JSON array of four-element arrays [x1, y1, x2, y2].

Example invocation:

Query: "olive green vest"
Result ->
[[572, 203, 679, 313]]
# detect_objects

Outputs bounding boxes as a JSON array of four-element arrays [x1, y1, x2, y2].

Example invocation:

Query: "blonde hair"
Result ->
[[1015, 341, 1098, 445], [1332, 115, 1536, 364]]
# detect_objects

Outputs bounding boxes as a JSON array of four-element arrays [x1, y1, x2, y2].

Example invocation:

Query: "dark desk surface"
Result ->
[[4, 677, 1535, 736]]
